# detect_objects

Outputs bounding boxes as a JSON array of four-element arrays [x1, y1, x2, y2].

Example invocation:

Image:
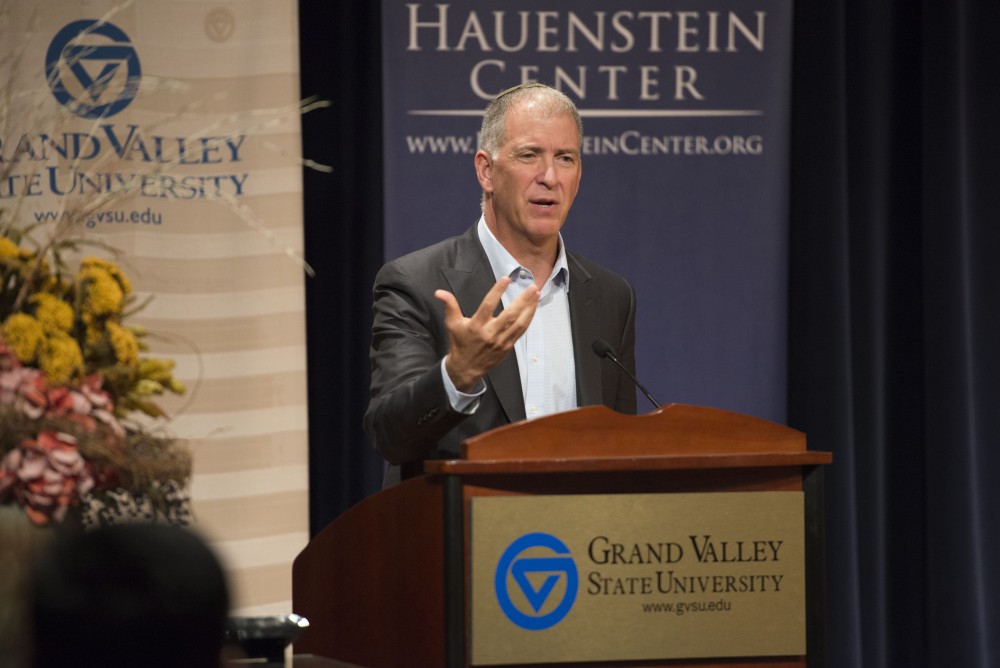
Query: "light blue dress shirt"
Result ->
[[441, 217, 578, 418]]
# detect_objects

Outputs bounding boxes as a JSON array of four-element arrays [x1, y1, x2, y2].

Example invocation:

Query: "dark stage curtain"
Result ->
[[789, 0, 1000, 665], [299, 1, 385, 534], [301, 0, 1000, 663]]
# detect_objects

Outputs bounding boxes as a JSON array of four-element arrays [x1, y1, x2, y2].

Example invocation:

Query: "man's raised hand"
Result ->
[[435, 277, 539, 392]]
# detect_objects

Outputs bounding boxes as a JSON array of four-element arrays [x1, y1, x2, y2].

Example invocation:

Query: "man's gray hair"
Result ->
[[478, 82, 583, 159]]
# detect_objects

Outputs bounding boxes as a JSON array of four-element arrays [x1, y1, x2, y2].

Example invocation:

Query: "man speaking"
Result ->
[[365, 82, 637, 487]]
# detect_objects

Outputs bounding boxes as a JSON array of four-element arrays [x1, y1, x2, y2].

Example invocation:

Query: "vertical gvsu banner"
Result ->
[[382, 1, 792, 421], [2, 2, 308, 613]]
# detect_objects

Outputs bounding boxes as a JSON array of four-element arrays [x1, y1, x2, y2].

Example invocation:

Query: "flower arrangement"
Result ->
[[0, 230, 191, 526]]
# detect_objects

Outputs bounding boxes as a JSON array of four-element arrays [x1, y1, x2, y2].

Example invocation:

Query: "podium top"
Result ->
[[425, 403, 828, 479], [464, 404, 805, 459]]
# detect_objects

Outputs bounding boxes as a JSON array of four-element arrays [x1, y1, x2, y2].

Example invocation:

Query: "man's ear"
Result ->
[[474, 150, 493, 193]]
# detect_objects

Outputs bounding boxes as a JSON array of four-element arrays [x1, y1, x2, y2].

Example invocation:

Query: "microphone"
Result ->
[[591, 338, 661, 410]]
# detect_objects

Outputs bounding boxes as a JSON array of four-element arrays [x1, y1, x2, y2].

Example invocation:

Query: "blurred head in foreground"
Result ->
[[28, 523, 230, 668]]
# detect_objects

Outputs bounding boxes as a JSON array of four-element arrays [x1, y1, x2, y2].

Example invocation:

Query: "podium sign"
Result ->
[[470, 492, 806, 665]]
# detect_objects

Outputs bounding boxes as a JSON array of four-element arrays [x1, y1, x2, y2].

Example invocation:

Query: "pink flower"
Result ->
[[2, 432, 95, 526], [45, 386, 76, 415], [1, 366, 48, 418], [79, 374, 113, 409], [0, 366, 38, 405], [1, 334, 128, 523], [91, 408, 126, 439]]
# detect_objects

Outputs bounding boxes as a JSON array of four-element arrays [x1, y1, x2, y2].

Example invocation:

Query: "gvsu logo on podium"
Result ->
[[45, 20, 142, 119], [494, 533, 579, 630]]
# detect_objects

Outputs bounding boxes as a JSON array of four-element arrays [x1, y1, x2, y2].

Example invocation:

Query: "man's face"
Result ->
[[477, 100, 582, 250]]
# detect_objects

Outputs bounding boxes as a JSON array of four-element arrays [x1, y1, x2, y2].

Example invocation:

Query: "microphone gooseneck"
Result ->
[[591, 338, 661, 410]]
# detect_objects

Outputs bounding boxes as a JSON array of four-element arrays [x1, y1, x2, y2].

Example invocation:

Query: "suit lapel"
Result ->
[[569, 254, 603, 407], [442, 226, 526, 423]]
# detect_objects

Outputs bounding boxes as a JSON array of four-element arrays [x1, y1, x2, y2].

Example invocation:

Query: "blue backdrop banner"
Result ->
[[381, 1, 791, 421]]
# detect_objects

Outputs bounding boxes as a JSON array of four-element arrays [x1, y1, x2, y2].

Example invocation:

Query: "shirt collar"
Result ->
[[476, 216, 570, 289]]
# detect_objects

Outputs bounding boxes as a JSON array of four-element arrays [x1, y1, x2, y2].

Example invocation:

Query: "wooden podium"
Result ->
[[292, 405, 831, 667]]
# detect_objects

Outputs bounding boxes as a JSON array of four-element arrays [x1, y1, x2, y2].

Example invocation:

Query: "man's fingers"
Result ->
[[502, 285, 538, 345], [434, 289, 462, 326], [510, 282, 540, 309], [499, 283, 539, 323], [492, 284, 539, 341], [439, 278, 538, 350], [470, 277, 511, 322]]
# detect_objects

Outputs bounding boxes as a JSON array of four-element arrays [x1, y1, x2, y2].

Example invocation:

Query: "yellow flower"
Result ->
[[0, 236, 25, 259], [38, 333, 84, 385], [81, 267, 125, 317], [106, 320, 139, 366], [39, 274, 67, 294], [2, 313, 45, 363], [84, 321, 103, 348], [0, 236, 39, 276], [80, 257, 132, 295], [31, 293, 75, 334]]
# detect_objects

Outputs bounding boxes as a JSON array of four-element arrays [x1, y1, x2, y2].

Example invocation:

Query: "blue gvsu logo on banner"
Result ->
[[45, 19, 141, 119], [495, 533, 579, 630]]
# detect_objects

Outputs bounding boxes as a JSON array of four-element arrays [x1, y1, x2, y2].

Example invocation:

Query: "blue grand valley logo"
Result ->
[[494, 533, 578, 630], [45, 20, 141, 119]]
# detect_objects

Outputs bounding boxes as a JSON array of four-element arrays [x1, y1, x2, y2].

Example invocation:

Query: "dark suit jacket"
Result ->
[[364, 224, 637, 486]]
